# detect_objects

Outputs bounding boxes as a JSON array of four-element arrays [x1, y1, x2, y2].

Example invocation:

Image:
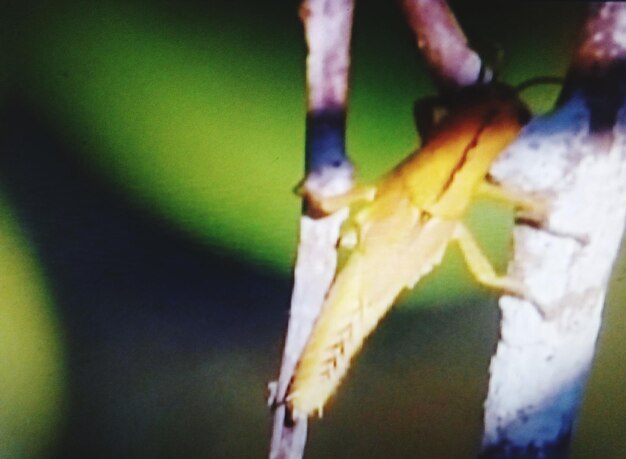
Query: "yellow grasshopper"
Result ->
[[287, 83, 543, 417]]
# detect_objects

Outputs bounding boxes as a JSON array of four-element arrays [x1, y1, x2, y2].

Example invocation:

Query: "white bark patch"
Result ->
[[403, 0, 488, 88], [303, 0, 353, 110], [271, 209, 349, 404], [483, 92, 626, 448], [269, 210, 349, 459], [612, 6, 626, 49]]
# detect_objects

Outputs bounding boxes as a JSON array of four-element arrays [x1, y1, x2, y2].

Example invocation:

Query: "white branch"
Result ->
[[482, 95, 626, 455], [269, 1, 354, 458], [303, 0, 353, 111], [481, 4, 626, 455], [269, 210, 348, 459]]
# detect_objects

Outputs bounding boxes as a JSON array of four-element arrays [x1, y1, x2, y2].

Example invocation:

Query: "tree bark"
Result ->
[[480, 3, 626, 457]]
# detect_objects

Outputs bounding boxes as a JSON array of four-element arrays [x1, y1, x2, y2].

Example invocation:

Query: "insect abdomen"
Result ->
[[288, 198, 456, 416]]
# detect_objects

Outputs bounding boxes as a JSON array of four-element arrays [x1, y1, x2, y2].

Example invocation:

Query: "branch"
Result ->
[[301, 0, 354, 200], [269, 1, 354, 458], [402, 0, 490, 91], [480, 3, 626, 457]]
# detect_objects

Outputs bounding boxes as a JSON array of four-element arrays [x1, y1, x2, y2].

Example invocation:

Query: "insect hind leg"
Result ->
[[453, 223, 555, 317], [453, 222, 525, 295]]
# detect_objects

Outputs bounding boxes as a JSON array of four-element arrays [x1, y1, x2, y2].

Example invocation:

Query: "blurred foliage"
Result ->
[[15, 0, 571, 273], [576, 249, 626, 458], [18, 0, 306, 274], [0, 192, 66, 458], [14, 0, 585, 304]]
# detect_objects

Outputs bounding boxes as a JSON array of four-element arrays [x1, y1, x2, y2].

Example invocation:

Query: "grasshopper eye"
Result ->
[[413, 96, 449, 142]]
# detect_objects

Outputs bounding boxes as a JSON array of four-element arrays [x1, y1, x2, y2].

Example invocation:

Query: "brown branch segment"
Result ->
[[560, 3, 626, 134], [571, 3, 626, 73], [403, 0, 489, 90]]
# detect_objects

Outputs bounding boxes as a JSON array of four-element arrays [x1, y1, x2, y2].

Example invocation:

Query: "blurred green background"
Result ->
[[1, 0, 624, 458]]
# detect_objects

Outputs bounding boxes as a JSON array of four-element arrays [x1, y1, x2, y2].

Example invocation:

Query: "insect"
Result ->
[[286, 82, 545, 417]]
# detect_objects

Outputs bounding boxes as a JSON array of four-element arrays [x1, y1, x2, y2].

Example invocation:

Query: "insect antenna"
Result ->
[[515, 76, 564, 93]]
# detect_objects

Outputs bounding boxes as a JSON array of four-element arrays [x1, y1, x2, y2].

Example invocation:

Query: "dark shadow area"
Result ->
[[0, 96, 292, 458]]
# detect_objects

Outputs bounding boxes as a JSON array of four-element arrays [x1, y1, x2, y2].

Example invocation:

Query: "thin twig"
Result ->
[[402, 0, 490, 91], [268, 1, 355, 458]]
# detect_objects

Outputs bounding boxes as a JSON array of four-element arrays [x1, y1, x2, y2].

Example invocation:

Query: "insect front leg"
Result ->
[[453, 222, 551, 316], [477, 180, 549, 224]]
